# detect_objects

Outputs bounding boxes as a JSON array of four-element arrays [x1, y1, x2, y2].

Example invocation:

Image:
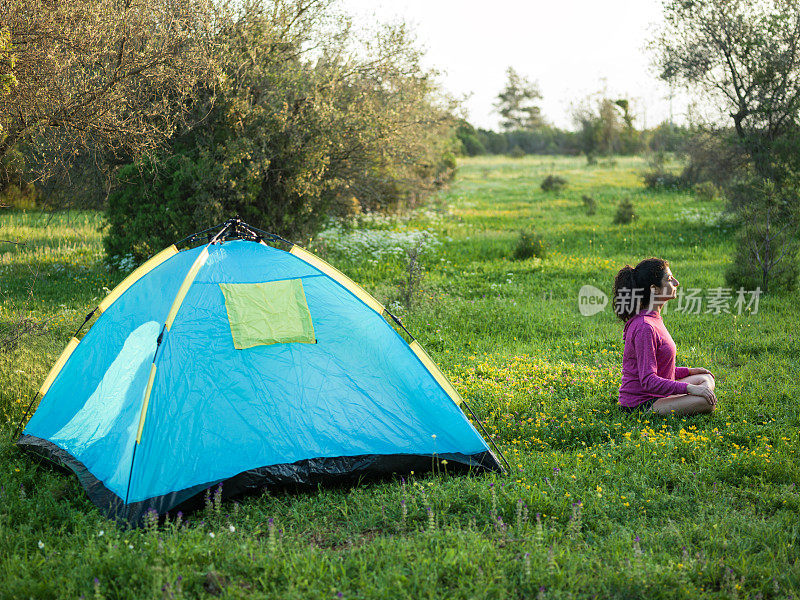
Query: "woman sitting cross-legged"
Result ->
[[613, 257, 717, 416]]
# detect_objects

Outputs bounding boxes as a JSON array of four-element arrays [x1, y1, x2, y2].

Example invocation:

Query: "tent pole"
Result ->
[[238, 223, 296, 247], [461, 398, 511, 473], [382, 309, 415, 342], [12, 391, 39, 441], [173, 221, 229, 249], [72, 308, 96, 338]]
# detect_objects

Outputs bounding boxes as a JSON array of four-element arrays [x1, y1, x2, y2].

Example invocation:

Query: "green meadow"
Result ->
[[1, 155, 798, 599]]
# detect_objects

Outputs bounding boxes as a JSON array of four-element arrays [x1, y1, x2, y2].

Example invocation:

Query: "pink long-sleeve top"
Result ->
[[618, 309, 690, 408]]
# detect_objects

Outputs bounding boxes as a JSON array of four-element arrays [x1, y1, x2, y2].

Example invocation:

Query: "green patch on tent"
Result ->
[[219, 279, 316, 349]]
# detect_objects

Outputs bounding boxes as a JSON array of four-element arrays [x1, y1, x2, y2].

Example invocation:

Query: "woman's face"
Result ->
[[652, 267, 680, 303]]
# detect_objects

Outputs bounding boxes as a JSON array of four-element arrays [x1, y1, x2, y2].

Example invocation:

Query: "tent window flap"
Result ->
[[219, 279, 316, 349]]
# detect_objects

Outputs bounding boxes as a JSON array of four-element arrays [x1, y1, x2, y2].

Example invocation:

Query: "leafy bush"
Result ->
[[726, 236, 799, 292], [0, 183, 37, 209], [512, 229, 547, 260], [105, 7, 456, 263], [613, 198, 637, 224], [724, 178, 800, 292], [455, 121, 486, 156], [105, 154, 214, 261], [458, 134, 486, 157], [680, 130, 749, 189], [581, 194, 597, 215], [694, 181, 721, 201], [0, 144, 38, 209], [642, 170, 687, 190], [641, 150, 689, 190], [509, 145, 525, 158], [540, 174, 567, 192]]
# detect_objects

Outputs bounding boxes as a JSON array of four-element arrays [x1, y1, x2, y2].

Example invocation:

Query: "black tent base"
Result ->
[[18, 434, 503, 527]]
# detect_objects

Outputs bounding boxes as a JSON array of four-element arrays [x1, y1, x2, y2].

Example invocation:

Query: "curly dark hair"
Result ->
[[612, 257, 669, 322]]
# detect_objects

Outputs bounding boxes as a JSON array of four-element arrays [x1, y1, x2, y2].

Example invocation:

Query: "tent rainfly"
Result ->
[[16, 219, 503, 524]]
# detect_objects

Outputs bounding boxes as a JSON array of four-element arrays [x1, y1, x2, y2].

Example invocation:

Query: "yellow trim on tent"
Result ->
[[98, 245, 178, 314], [409, 340, 464, 406], [165, 247, 209, 330], [38, 338, 80, 396], [136, 245, 209, 445], [289, 245, 384, 314], [136, 364, 157, 443]]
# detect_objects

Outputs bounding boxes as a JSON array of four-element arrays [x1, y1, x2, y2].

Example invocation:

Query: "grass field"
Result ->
[[1, 155, 798, 599]]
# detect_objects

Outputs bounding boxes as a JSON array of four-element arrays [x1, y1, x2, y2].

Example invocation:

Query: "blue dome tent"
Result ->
[[16, 219, 504, 524]]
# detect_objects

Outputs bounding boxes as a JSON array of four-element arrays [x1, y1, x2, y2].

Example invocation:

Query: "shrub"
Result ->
[[641, 150, 689, 190], [725, 235, 799, 292], [581, 194, 597, 215], [105, 153, 215, 261], [0, 183, 37, 209], [693, 181, 721, 201], [680, 130, 749, 189], [509, 145, 525, 158], [455, 122, 486, 156], [105, 8, 456, 263], [540, 174, 567, 192], [458, 133, 486, 156], [512, 229, 547, 260], [642, 170, 687, 190], [724, 178, 800, 292], [613, 198, 637, 224]]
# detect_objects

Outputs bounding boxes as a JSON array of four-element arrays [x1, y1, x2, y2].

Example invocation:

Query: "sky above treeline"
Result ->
[[341, 0, 692, 131]]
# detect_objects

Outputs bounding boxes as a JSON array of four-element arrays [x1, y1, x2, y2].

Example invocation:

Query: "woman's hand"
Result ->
[[688, 367, 714, 378], [687, 383, 717, 405]]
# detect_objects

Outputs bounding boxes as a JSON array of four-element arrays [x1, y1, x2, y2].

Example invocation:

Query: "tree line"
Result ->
[[456, 66, 692, 159], [455, 120, 693, 158]]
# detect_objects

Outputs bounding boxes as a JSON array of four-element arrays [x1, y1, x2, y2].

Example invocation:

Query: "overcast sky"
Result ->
[[341, 0, 691, 131]]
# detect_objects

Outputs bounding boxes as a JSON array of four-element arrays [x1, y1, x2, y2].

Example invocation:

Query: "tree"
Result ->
[[571, 96, 640, 158], [613, 99, 641, 154], [0, 0, 218, 185], [655, 0, 800, 154], [653, 0, 800, 291], [494, 67, 543, 131]]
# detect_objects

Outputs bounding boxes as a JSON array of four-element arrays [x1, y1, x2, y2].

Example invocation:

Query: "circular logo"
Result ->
[[578, 285, 608, 316]]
